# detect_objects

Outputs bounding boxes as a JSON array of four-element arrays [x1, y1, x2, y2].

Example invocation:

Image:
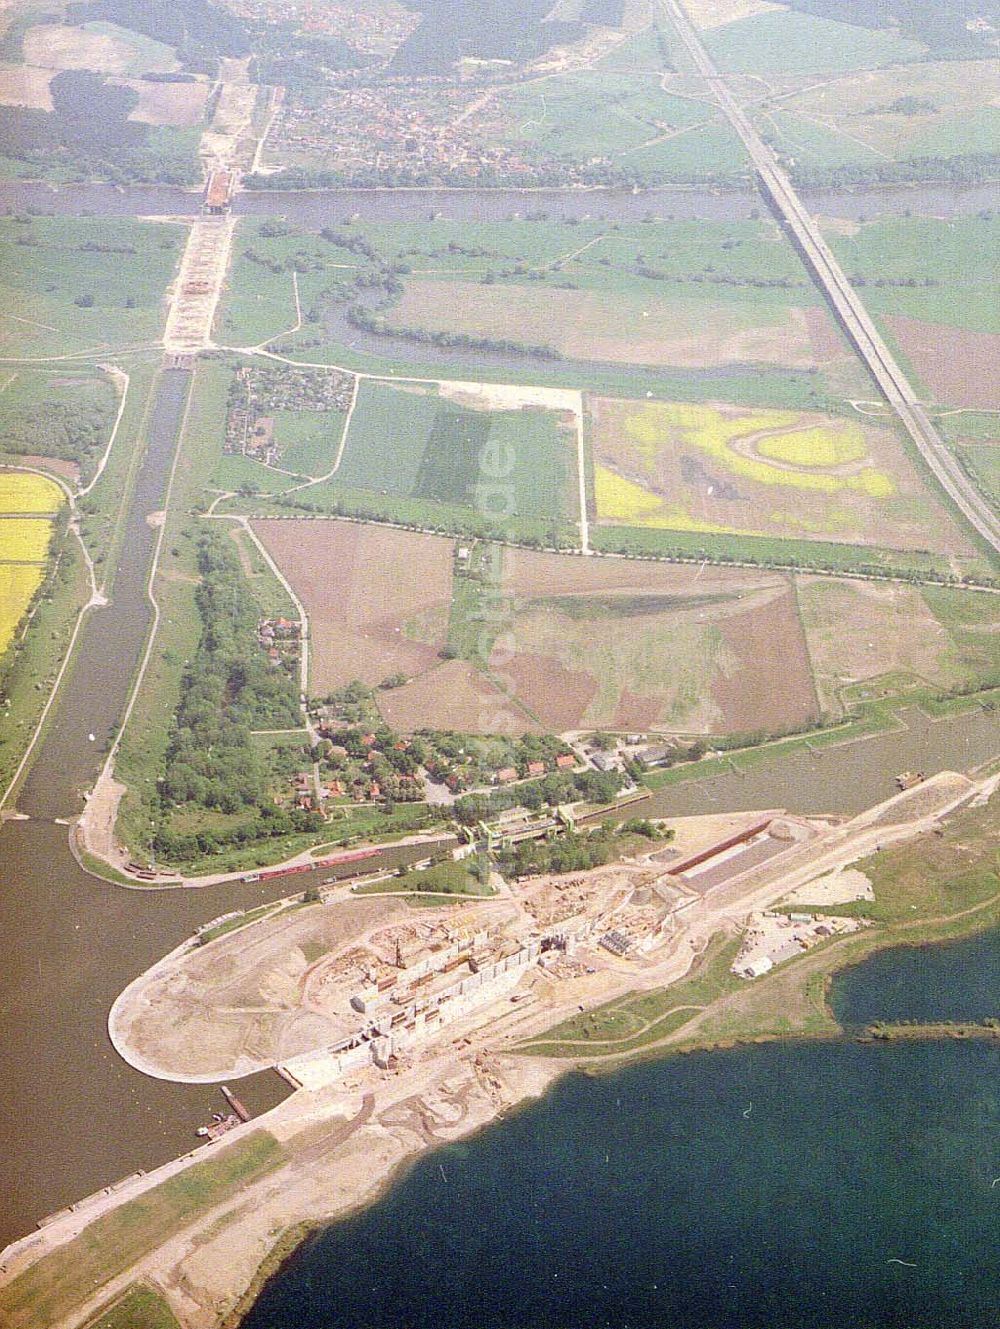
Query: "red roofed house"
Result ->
[[527, 761, 545, 776], [496, 767, 517, 784], [556, 753, 576, 770]]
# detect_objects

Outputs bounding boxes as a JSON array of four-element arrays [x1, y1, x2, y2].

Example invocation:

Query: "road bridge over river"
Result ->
[[660, 0, 1000, 558]]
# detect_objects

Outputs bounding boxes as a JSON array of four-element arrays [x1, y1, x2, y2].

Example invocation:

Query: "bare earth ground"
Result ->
[[22, 24, 179, 75], [108, 78, 210, 128], [494, 550, 816, 733], [377, 657, 535, 734], [390, 281, 841, 370], [110, 895, 413, 1081], [0, 64, 54, 110], [250, 520, 455, 695], [885, 317, 1000, 410]]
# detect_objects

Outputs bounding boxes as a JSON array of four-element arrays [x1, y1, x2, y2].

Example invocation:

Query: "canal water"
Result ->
[[240, 1035, 1000, 1329]]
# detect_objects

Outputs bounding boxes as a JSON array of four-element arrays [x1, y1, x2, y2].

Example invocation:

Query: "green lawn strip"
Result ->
[[221, 484, 578, 549], [78, 358, 160, 578], [257, 341, 826, 408], [355, 865, 491, 898], [0, 532, 90, 798], [83, 1281, 181, 1329], [0, 1132, 284, 1329], [589, 523, 958, 578], [197, 902, 280, 944], [114, 364, 226, 859], [518, 933, 742, 1057]]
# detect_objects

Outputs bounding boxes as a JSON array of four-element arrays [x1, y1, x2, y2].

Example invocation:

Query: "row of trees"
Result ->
[[496, 819, 667, 880], [453, 768, 626, 826], [152, 533, 312, 862]]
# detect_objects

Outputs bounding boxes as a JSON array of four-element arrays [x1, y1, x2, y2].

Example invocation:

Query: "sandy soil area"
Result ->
[[782, 867, 873, 906]]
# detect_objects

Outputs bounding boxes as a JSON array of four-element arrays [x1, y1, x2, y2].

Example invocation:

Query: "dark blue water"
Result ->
[[834, 929, 1000, 1028], [242, 1038, 1000, 1329]]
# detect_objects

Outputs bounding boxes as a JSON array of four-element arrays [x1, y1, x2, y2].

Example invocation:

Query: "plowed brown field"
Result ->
[[251, 520, 454, 694]]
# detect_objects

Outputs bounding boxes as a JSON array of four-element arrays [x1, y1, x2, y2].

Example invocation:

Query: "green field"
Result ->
[[488, 71, 717, 161], [772, 60, 1000, 162], [0, 216, 184, 356], [331, 380, 577, 524], [825, 216, 1000, 333], [0, 365, 117, 475], [703, 10, 926, 75], [961, 445, 1000, 508], [84, 1283, 180, 1329]]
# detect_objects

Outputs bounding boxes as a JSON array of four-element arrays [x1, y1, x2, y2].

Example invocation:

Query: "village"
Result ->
[[225, 364, 354, 467]]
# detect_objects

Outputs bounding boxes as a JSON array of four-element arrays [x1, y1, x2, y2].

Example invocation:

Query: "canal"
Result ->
[[0, 182, 997, 1251]]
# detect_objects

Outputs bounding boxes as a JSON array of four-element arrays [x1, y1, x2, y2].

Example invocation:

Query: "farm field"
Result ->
[[822, 217, 1000, 407], [797, 579, 1000, 713], [388, 280, 840, 371], [113, 77, 211, 128], [0, 215, 185, 357], [883, 319, 999, 412], [768, 60, 1000, 161], [21, 21, 180, 76], [0, 469, 64, 656], [490, 548, 818, 734], [329, 379, 579, 526], [589, 396, 970, 553], [824, 217, 1000, 335], [702, 10, 926, 75], [249, 519, 456, 695]]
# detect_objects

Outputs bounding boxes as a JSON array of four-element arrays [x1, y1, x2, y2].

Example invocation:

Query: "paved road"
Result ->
[[660, 0, 1000, 558]]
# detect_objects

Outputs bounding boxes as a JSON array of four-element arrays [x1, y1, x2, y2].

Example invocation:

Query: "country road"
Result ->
[[660, 0, 1000, 558]]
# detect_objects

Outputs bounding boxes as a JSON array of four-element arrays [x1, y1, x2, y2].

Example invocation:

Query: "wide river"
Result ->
[[0, 180, 997, 1269]]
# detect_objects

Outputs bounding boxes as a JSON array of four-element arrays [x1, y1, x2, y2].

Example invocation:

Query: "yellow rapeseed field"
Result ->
[[619, 401, 894, 497], [0, 472, 64, 514], [757, 424, 867, 468], [0, 517, 53, 563], [0, 564, 42, 654]]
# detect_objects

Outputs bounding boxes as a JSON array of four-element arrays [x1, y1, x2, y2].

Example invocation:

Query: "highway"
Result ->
[[659, 0, 1000, 558]]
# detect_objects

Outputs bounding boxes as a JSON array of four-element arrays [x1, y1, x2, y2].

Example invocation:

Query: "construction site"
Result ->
[[106, 774, 986, 1096]]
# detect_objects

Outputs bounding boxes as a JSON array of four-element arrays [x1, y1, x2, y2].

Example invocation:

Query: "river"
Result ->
[[0, 177, 997, 1254], [239, 1035, 1000, 1329], [1, 179, 996, 225]]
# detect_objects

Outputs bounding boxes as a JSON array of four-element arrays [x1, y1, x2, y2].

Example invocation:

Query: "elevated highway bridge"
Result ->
[[660, 0, 1000, 558]]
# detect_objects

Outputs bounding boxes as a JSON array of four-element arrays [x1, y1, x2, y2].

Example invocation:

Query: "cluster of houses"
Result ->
[[266, 82, 575, 182], [222, 0, 419, 57], [259, 617, 301, 670], [224, 366, 353, 468]]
